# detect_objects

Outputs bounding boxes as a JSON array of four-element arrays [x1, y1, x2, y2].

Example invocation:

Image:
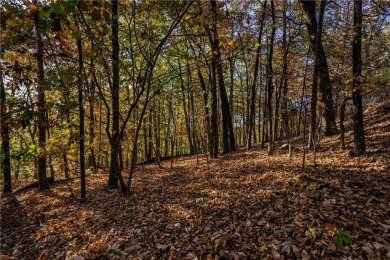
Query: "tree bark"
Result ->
[[340, 97, 351, 150], [247, 0, 266, 150], [280, 0, 291, 138], [107, 0, 127, 192], [308, 0, 326, 149], [300, 0, 338, 136], [1, 65, 11, 192], [210, 0, 236, 154], [178, 59, 194, 155], [266, 0, 276, 156], [87, 69, 97, 173], [33, 0, 49, 190], [77, 33, 86, 201], [352, 0, 366, 156], [206, 2, 219, 158]]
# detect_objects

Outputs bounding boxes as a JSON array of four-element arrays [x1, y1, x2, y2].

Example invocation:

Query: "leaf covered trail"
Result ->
[[1, 97, 390, 259]]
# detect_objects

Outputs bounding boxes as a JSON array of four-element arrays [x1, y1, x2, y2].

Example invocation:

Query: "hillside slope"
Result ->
[[1, 91, 389, 259]]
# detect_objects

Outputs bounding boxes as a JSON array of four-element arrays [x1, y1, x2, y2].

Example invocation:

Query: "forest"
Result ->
[[1, 0, 390, 259]]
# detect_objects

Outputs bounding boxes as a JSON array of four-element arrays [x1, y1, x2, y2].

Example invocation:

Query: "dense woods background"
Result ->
[[1, 0, 388, 193], [1, 0, 390, 259]]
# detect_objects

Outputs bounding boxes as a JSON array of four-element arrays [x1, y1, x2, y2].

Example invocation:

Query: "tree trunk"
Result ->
[[107, 0, 126, 192], [340, 97, 351, 150], [280, 0, 291, 138], [1, 66, 11, 192], [87, 70, 97, 173], [266, 0, 276, 156], [178, 59, 194, 155], [197, 68, 212, 156], [247, 0, 266, 150], [303, 0, 325, 149], [352, 0, 366, 156], [77, 34, 86, 201], [300, 0, 338, 136], [209, 0, 235, 154], [207, 27, 219, 158], [33, 0, 49, 190]]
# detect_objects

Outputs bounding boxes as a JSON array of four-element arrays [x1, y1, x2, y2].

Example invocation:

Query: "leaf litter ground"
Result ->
[[1, 94, 389, 259]]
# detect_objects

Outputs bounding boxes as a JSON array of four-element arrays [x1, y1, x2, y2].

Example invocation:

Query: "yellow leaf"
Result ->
[[29, 5, 38, 15], [327, 242, 336, 251], [325, 223, 337, 235], [258, 245, 268, 253]]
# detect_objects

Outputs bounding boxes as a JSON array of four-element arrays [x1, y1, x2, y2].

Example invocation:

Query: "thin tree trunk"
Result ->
[[247, 0, 266, 150], [298, 47, 310, 136], [87, 71, 97, 173], [280, 0, 291, 138], [178, 59, 194, 155], [267, 0, 276, 156], [340, 97, 351, 150], [207, 34, 219, 158], [46, 125, 55, 179], [307, 0, 326, 149], [1, 65, 11, 192], [33, 0, 49, 190], [77, 34, 86, 201], [352, 0, 366, 156], [197, 68, 211, 156], [108, 0, 126, 192]]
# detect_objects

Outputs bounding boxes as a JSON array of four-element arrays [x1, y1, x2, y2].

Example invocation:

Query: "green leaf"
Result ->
[[47, 73, 59, 85], [217, 12, 225, 21], [71, 30, 81, 40], [4, 4, 19, 15], [41, 82, 50, 91], [63, 73, 75, 83], [333, 229, 352, 249], [39, 5, 51, 19], [51, 4, 63, 15], [63, 1, 76, 15]]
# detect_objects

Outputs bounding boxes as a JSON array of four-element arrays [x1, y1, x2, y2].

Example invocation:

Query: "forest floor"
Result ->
[[1, 91, 390, 260]]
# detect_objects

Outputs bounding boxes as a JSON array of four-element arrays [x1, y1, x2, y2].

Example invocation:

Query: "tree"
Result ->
[[279, 0, 291, 138], [266, 0, 276, 156], [307, 0, 326, 149], [351, 0, 366, 156], [1, 64, 12, 192], [210, 0, 236, 154], [299, 0, 338, 136], [33, 0, 49, 190], [107, 0, 126, 190], [77, 22, 86, 201], [205, 1, 220, 158], [247, 0, 266, 150]]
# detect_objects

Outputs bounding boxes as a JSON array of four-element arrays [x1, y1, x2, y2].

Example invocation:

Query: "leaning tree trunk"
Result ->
[[352, 0, 366, 156], [300, 0, 338, 136], [33, 0, 49, 190]]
